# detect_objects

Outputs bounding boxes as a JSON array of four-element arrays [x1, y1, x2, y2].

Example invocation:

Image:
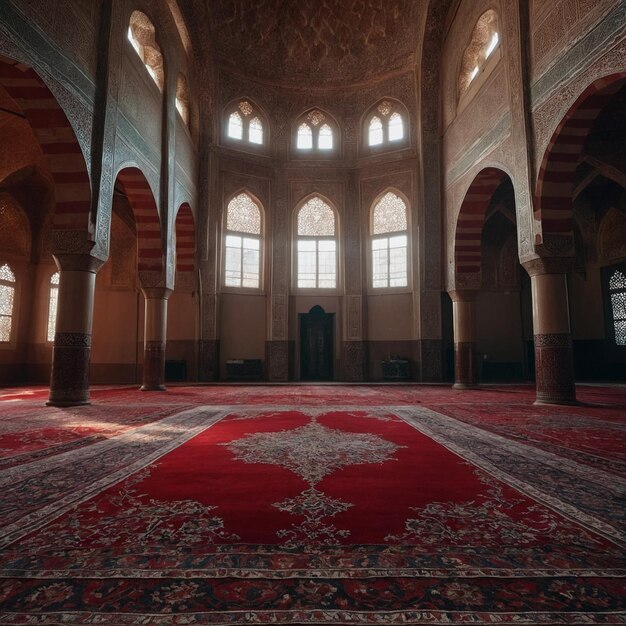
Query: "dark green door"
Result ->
[[300, 305, 334, 381]]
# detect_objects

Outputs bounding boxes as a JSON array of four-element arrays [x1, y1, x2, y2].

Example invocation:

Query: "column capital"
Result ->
[[141, 286, 173, 300], [448, 289, 478, 303], [53, 253, 105, 273], [522, 256, 573, 277]]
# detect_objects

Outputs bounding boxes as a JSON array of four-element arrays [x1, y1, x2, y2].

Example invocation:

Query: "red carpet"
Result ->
[[1, 390, 625, 624]]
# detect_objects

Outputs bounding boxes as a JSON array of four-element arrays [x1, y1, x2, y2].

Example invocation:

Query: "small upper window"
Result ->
[[295, 109, 337, 153], [371, 192, 409, 289], [128, 11, 164, 91], [47, 272, 60, 343], [366, 101, 407, 148], [225, 100, 266, 146], [459, 10, 500, 97], [0, 263, 16, 342], [609, 269, 626, 346], [224, 193, 263, 289]]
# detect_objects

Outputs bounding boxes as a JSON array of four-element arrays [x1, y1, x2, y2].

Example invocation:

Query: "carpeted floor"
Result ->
[[0, 384, 624, 624]]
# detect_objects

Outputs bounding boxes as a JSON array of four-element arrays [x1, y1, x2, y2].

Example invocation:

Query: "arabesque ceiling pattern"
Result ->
[[203, 0, 423, 86]]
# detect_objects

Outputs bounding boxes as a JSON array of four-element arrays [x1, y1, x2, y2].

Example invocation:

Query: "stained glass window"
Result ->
[[296, 198, 337, 289], [47, 272, 60, 343], [249, 117, 263, 144], [228, 112, 243, 140], [369, 116, 383, 146], [609, 269, 626, 346], [297, 123, 313, 150], [224, 194, 262, 289], [371, 193, 408, 288], [0, 263, 16, 342]]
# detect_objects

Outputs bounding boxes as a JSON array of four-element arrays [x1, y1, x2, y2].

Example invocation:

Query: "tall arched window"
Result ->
[[365, 101, 407, 148], [295, 109, 337, 153], [371, 192, 409, 288], [127, 11, 164, 91], [0, 263, 16, 342], [459, 10, 500, 98], [225, 100, 266, 146], [609, 269, 626, 346], [47, 272, 60, 342], [224, 193, 263, 289], [296, 197, 337, 289]]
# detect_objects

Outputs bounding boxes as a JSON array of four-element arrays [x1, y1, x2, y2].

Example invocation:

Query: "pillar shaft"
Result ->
[[48, 256, 102, 406], [450, 291, 478, 389], [529, 270, 576, 404], [141, 288, 171, 391]]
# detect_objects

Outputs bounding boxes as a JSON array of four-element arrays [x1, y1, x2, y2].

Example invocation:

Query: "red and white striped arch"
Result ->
[[175, 202, 195, 273], [454, 168, 509, 276], [536, 73, 626, 239], [0, 56, 91, 231], [115, 167, 163, 273]]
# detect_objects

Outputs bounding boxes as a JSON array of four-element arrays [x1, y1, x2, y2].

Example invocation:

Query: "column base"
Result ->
[[454, 341, 478, 388], [452, 382, 479, 390], [534, 397, 579, 406], [140, 384, 167, 392], [46, 398, 91, 407], [534, 333, 576, 405], [48, 333, 92, 408]]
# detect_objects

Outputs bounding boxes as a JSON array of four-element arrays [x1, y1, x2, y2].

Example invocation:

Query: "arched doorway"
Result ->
[[300, 305, 334, 381]]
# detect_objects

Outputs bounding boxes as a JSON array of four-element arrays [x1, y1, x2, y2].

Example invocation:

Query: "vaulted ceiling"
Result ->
[[182, 0, 429, 87]]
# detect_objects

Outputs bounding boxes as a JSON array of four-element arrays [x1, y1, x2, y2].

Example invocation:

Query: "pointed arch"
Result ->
[[223, 191, 264, 289], [363, 99, 409, 150], [0, 56, 91, 233], [175, 203, 195, 273], [294, 194, 339, 290], [536, 74, 626, 246], [454, 168, 509, 280], [223, 98, 269, 147], [294, 108, 340, 153], [114, 167, 163, 274]]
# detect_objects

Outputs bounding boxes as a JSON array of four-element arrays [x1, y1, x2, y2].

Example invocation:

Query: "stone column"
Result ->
[[48, 255, 103, 407], [141, 287, 172, 391], [450, 290, 478, 389], [524, 259, 576, 405]]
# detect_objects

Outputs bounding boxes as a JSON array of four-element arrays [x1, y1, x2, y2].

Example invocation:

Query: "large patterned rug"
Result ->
[[0, 386, 625, 624]]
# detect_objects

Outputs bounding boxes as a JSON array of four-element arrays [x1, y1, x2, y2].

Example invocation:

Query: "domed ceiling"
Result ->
[[201, 0, 424, 86]]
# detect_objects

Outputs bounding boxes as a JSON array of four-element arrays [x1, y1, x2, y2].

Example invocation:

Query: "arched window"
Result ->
[[296, 197, 337, 289], [297, 123, 313, 150], [0, 263, 16, 342], [368, 116, 383, 146], [371, 192, 409, 288], [366, 101, 407, 148], [319, 124, 333, 150], [127, 11, 164, 91], [176, 73, 190, 126], [224, 193, 263, 289], [225, 100, 266, 146], [249, 117, 263, 144], [47, 272, 60, 342], [459, 10, 500, 97], [609, 269, 626, 346], [388, 112, 404, 142], [295, 109, 337, 153]]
